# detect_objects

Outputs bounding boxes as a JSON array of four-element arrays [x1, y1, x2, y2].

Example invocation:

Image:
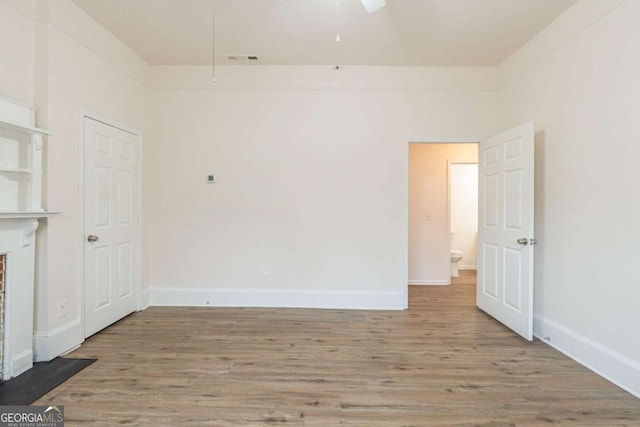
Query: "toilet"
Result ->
[[450, 249, 464, 277]]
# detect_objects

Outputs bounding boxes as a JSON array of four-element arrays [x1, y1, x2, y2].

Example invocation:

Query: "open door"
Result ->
[[477, 122, 535, 340]]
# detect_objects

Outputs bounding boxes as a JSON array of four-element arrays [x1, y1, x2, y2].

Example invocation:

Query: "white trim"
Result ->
[[447, 160, 452, 279], [0, 93, 36, 110], [534, 313, 640, 399], [80, 112, 141, 137], [406, 140, 480, 303], [0, 211, 60, 219], [33, 318, 83, 362], [497, 0, 626, 88], [459, 265, 477, 270], [411, 137, 480, 144], [150, 287, 406, 310], [0, 118, 51, 136], [149, 66, 496, 93], [402, 143, 410, 310], [140, 288, 151, 311], [0, 95, 37, 129], [79, 111, 143, 339], [36, 1, 150, 87], [9, 350, 33, 379], [408, 280, 450, 286]]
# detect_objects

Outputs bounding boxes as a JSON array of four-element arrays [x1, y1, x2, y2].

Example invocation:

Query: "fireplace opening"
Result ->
[[0, 253, 5, 380]]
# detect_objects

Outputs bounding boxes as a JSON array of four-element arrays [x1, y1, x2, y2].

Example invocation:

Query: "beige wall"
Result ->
[[0, 0, 151, 360], [2, 0, 637, 398], [0, 1, 36, 104], [146, 67, 495, 306], [408, 144, 478, 284], [497, 0, 640, 396]]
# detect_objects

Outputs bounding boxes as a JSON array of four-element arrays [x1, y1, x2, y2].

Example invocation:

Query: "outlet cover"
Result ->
[[58, 299, 68, 318]]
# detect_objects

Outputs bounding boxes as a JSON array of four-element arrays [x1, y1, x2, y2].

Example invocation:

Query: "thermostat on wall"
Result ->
[[207, 174, 216, 183]]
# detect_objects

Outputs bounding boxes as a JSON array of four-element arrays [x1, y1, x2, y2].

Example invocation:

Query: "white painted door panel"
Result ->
[[84, 117, 138, 338], [477, 122, 534, 340]]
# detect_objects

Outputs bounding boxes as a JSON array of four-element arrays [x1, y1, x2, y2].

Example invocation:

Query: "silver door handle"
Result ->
[[87, 235, 99, 242], [517, 238, 528, 245]]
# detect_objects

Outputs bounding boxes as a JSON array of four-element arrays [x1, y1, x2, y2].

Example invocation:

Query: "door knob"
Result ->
[[517, 238, 528, 245], [87, 235, 99, 242]]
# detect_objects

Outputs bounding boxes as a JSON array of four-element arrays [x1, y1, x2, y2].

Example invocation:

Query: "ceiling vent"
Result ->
[[225, 55, 259, 62]]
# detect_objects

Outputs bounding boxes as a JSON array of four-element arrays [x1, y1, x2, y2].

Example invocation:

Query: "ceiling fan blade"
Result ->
[[361, 0, 386, 13]]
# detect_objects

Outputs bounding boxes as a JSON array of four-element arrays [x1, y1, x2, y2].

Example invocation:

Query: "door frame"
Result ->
[[78, 111, 144, 339], [405, 137, 480, 302]]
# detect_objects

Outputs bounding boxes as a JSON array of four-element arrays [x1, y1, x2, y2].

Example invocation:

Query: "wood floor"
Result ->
[[37, 281, 640, 426]]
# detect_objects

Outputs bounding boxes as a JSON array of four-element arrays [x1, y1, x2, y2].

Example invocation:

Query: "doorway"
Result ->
[[407, 123, 536, 340], [82, 115, 142, 338], [408, 142, 478, 286]]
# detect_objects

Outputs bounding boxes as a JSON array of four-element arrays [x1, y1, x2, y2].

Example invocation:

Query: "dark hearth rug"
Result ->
[[0, 357, 96, 405]]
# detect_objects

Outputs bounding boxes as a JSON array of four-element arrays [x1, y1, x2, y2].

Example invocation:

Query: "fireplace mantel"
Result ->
[[0, 95, 55, 380], [0, 212, 59, 219], [0, 213, 59, 251]]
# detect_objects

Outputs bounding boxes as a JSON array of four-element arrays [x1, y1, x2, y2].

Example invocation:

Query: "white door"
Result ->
[[477, 122, 535, 340], [84, 117, 139, 338]]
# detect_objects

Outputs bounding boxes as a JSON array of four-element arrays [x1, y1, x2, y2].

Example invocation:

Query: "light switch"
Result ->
[[424, 212, 431, 221]]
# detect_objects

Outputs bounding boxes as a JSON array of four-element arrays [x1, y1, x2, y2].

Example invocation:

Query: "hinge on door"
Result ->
[[530, 238, 538, 245]]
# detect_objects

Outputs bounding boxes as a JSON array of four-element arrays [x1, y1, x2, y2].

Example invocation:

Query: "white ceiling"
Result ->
[[71, 0, 576, 66]]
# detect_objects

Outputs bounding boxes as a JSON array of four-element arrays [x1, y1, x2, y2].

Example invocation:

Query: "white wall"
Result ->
[[408, 144, 478, 285], [0, 0, 150, 360], [450, 163, 478, 269], [0, 1, 36, 104], [497, 0, 640, 397], [147, 67, 495, 307], [2, 0, 637, 399]]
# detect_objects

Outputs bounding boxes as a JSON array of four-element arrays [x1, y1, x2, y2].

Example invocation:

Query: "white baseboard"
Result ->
[[139, 288, 151, 310], [8, 350, 33, 380], [408, 280, 449, 286], [459, 266, 477, 270], [534, 313, 640, 399], [151, 287, 406, 310], [33, 318, 84, 362]]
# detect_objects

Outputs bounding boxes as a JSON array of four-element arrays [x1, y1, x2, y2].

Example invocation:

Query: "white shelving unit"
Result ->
[[0, 97, 51, 213], [0, 94, 57, 380]]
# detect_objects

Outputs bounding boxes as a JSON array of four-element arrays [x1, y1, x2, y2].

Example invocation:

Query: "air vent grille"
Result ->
[[225, 55, 259, 61]]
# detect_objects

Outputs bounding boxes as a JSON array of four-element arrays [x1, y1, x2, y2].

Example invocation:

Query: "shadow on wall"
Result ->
[[533, 130, 546, 312]]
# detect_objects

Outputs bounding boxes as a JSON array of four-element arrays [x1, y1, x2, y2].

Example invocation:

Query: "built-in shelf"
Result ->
[[0, 98, 50, 214], [0, 211, 60, 219], [0, 117, 51, 136], [0, 168, 32, 174], [0, 94, 55, 381]]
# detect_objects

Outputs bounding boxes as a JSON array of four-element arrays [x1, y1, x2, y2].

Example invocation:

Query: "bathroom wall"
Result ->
[[450, 163, 478, 269], [408, 143, 478, 285]]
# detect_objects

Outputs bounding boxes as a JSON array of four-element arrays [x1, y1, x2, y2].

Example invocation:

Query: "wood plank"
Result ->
[[35, 283, 640, 426]]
